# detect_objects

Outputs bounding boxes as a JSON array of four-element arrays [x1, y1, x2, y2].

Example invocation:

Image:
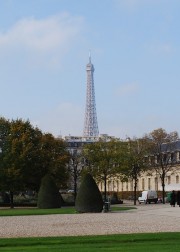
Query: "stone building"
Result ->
[[64, 136, 180, 195], [98, 141, 180, 194]]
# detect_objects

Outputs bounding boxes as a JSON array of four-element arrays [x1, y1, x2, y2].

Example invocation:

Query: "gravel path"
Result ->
[[1, 203, 180, 238]]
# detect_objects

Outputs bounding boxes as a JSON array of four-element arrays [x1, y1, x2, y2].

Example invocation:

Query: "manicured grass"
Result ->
[[0, 233, 180, 251], [0, 207, 76, 216], [111, 206, 137, 211], [0, 206, 136, 216]]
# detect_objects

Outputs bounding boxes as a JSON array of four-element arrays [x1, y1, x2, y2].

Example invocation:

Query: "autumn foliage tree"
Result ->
[[118, 138, 149, 205], [145, 128, 179, 204], [39, 133, 70, 189], [0, 118, 43, 207], [0, 117, 70, 208], [82, 140, 121, 201]]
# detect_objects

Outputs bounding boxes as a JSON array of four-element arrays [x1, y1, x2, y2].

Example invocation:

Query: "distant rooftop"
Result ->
[[64, 134, 117, 143]]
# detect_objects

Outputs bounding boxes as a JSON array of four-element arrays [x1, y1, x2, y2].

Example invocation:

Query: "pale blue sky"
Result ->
[[0, 0, 180, 139]]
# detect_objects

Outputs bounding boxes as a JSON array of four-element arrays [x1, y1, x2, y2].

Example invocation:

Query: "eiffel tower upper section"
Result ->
[[83, 55, 99, 137]]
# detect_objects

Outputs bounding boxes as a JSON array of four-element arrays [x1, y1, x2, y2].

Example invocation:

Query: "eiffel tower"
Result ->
[[83, 54, 99, 137]]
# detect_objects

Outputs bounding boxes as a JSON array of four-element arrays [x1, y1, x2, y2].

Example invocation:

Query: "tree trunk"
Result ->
[[73, 165, 77, 201], [133, 179, 137, 205], [162, 174, 166, 204], [104, 175, 107, 202], [10, 191, 14, 209]]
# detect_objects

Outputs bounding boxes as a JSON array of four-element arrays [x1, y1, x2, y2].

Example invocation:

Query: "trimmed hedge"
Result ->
[[75, 173, 103, 213], [37, 174, 61, 209]]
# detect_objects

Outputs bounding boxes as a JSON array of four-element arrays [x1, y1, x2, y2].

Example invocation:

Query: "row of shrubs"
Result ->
[[37, 173, 104, 212], [1, 174, 124, 212]]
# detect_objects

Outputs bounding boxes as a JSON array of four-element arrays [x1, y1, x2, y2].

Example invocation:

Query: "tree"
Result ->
[[0, 117, 11, 172], [82, 140, 120, 201], [145, 128, 179, 204], [0, 118, 70, 208], [68, 150, 83, 201], [75, 173, 103, 213], [0, 117, 11, 148], [0, 118, 43, 207], [39, 133, 70, 189], [37, 174, 61, 209], [118, 138, 149, 205]]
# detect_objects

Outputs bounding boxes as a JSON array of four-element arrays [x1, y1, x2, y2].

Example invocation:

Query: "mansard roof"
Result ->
[[161, 139, 180, 152]]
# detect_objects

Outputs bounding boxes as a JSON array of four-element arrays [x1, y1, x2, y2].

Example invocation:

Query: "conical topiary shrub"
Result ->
[[75, 173, 103, 213], [37, 174, 61, 209]]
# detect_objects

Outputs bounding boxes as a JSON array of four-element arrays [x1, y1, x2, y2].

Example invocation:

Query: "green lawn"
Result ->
[[0, 206, 136, 216], [0, 233, 180, 251], [0, 207, 76, 216]]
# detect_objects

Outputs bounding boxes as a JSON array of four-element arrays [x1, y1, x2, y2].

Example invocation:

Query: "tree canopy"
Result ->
[[117, 137, 149, 205], [145, 128, 179, 203], [0, 117, 70, 207], [82, 140, 121, 200]]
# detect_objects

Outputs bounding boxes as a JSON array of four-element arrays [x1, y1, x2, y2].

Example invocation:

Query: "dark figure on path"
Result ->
[[177, 190, 180, 207], [170, 190, 176, 207]]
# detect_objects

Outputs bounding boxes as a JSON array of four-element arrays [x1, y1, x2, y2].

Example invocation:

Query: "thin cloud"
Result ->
[[116, 82, 139, 97], [0, 13, 83, 50], [148, 43, 174, 54], [0, 13, 84, 66]]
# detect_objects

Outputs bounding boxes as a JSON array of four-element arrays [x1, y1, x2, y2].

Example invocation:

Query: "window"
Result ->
[[177, 152, 180, 162], [142, 178, 145, 190], [121, 182, 124, 192], [100, 182, 103, 191], [116, 180, 119, 191], [157, 155, 160, 164], [163, 154, 167, 163], [108, 181, 111, 191], [167, 176, 171, 185], [155, 177, 158, 191], [176, 175, 179, 184], [130, 181, 133, 191], [126, 182, 128, 191], [112, 181, 115, 191], [137, 179, 139, 191], [171, 153, 174, 162], [148, 178, 151, 190]]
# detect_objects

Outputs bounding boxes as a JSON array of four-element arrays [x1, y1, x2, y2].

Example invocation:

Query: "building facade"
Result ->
[[98, 146, 180, 194]]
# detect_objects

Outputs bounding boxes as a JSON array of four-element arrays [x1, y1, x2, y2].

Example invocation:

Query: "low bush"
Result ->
[[37, 174, 62, 209]]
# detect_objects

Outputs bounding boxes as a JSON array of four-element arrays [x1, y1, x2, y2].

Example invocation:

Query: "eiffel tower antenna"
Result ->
[[83, 54, 99, 137], [89, 50, 91, 62]]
